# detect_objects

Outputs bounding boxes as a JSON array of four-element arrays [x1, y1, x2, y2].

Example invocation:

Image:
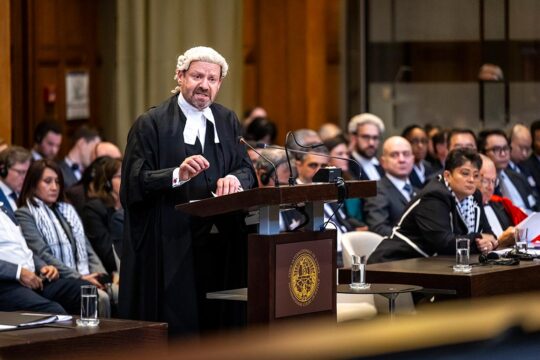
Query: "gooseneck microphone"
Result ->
[[238, 136, 280, 187], [284, 132, 297, 186], [256, 143, 361, 172]]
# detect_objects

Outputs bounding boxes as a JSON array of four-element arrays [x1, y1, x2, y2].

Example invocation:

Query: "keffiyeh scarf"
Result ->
[[443, 177, 478, 234]]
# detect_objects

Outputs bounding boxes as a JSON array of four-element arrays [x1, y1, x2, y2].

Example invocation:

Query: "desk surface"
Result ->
[[365, 256, 540, 298], [337, 283, 422, 295], [0, 315, 167, 359]]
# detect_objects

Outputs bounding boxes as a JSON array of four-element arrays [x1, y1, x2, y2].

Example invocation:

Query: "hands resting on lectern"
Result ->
[[179, 155, 241, 196]]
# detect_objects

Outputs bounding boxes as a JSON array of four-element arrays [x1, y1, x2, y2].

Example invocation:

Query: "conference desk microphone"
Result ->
[[238, 136, 280, 187]]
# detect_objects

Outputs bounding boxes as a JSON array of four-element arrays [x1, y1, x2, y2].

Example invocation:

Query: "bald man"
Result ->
[[92, 141, 122, 161], [476, 154, 526, 248], [363, 136, 415, 237], [509, 124, 537, 190]]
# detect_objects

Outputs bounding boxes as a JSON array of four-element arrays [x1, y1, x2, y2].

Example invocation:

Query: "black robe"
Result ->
[[119, 95, 256, 335]]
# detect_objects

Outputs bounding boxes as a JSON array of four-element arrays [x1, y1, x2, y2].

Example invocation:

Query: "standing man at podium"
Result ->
[[120, 46, 256, 335]]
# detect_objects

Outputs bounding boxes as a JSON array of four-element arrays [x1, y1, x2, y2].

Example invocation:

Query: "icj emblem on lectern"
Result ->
[[288, 249, 320, 306]]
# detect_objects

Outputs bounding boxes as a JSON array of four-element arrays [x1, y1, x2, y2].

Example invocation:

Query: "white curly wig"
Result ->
[[347, 113, 385, 135], [171, 46, 228, 93]]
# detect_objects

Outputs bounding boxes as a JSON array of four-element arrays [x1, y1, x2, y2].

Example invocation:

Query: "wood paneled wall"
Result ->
[[11, 0, 99, 152], [0, 0, 11, 144], [243, 0, 342, 144]]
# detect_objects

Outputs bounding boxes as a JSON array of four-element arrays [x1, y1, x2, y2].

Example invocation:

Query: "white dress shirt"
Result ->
[[413, 162, 426, 184], [351, 151, 381, 181], [0, 211, 35, 279], [483, 204, 504, 238], [499, 170, 529, 212]]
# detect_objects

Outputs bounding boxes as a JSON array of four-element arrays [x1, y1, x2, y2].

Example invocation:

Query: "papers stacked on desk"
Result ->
[[516, 212, 540, 247], [0, 312, 72, 331]]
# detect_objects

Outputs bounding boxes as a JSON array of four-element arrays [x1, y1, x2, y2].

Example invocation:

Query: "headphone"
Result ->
[[0, 164, 7, 178], [260, 159, 288, 186], [479, 252, 520, 266], [104, 179, 113, 192]]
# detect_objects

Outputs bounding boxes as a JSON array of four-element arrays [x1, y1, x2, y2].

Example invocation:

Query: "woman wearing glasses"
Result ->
[[369, 148, 496, 264]]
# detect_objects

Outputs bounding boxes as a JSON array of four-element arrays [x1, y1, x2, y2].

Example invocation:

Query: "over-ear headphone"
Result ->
[[260, 168, 274, 186], [0, 164, 7, 178], [104, 179, 113, 192]]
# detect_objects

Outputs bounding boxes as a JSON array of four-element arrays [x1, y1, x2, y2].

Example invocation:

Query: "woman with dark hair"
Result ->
[[369, 148, 497, 264], [15, 160, 113, 316], [81, 156, 123, 275], [243, 117, 277, 144]]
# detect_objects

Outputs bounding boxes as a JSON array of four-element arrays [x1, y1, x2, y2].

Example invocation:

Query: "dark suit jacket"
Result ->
[[522, 155, 540, 194], [0, 187, 16, 221], [57, 159, 79, 188], [363, 176, 412, 237], [368, 177, 493, 264], [409, 160, 434, 189], [487, 200, 513, 230]]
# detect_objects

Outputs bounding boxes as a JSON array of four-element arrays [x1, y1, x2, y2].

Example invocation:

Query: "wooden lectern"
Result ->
[[177, 180, 376, 325]]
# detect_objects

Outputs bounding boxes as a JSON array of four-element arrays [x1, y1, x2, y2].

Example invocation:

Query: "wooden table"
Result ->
[[0, 316, 167, 360], [358, 256, 540, 298]]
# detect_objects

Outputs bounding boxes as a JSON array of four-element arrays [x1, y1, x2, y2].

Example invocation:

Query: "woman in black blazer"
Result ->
[[80, 156, 123, 275], [369, 148, 497, 264]]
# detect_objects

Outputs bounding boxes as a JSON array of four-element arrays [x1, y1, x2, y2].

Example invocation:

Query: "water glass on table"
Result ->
[[453, 237, 472, 273], [350, 254, 370, 289], [76, 285, 100, 327], [515, 227, 528, 254]]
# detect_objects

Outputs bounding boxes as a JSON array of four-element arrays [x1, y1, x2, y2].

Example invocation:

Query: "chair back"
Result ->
[[341, 231, 384, 268]]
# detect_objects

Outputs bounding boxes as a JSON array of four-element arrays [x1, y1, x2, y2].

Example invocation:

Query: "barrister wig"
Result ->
[[347, 113, 386, 135], [173, 46, 228, 81]]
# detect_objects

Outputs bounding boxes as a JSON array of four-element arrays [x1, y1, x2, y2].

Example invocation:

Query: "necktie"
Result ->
[[403, 183, 413, 200], [71, 163, 79, 171], [9, 192, 17, 203]]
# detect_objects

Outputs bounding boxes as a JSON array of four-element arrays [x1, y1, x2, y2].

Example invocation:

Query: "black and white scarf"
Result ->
[[25, 198, 90, 275]]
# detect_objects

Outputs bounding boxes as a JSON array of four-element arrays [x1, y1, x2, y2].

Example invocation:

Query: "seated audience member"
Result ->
[[363, 137, 415, 237], [476, 154, 526, 248], [402, 125, 434, 188], [0, 146, 32, 219], [448, 128, 477, 151], [0, 204, 87, 314], [65, 156, 111, 215], [243, 117, 277, 145], [58, 125, 101, 188], [426, 129, 449, 171], [508, 124, 534, 185], [81, 157, 123, 275], [242, 106, 267, 129], [347, 113, 385, 181], [478, 129, 539, 213], [319, 123, 343, 142], [15, 160, 114, 316], [369, 148, 496, 264], [31, 121, 62, 161], [254, 148, 290, 187], [523, 120, 540, 193], [323, 135, 354, 180], [92, 141, 123, 162]]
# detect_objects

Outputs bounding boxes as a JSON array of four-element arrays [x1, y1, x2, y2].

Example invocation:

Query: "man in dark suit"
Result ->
[[120, 47, 256, 336], [0, 204, 86, 314], [31, 121, 62, 161], [508, 124, 536, 191], [522, 120, 540, 193], [347, 113, 385, 181], [364, 137, 415, 237], [58, 125, 101, 188], [402, 125, 434, 188], [478, 129, 539, 212], [0, 146, 31, 220]]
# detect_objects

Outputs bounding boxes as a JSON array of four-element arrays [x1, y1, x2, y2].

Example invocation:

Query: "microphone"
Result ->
[[255, 143, 361, 173], [238, 136, 280, 187], [284, 132, 296, 186]]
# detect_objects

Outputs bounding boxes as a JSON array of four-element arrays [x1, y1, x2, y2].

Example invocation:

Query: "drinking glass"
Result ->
[[453, 237, 472, 273], [350, 254, 370, 289], [76, 285, 100, 327], [515, 227, 528, 253]]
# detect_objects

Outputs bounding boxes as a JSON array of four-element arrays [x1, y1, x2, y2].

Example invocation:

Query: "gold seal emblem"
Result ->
[[288, 249, 320, 306]]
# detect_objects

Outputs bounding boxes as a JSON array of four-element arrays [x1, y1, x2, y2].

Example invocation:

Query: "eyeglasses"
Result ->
[[480, 177, 499, 188], [409, 138, 429, 145], [356, 134, 380, 142], [486, 145, 511, 155], [9, 168, 28, 176]]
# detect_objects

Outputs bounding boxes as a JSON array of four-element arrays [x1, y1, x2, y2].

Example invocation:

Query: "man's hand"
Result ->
[[81, 273, 105, 290], [498, 226, 515, 249], [215, 176, 241, 196], [179, 155, 210, 181], [40, 265, 59, 281], [19, 268, 43, 290], [475, 233, 498, 253]]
